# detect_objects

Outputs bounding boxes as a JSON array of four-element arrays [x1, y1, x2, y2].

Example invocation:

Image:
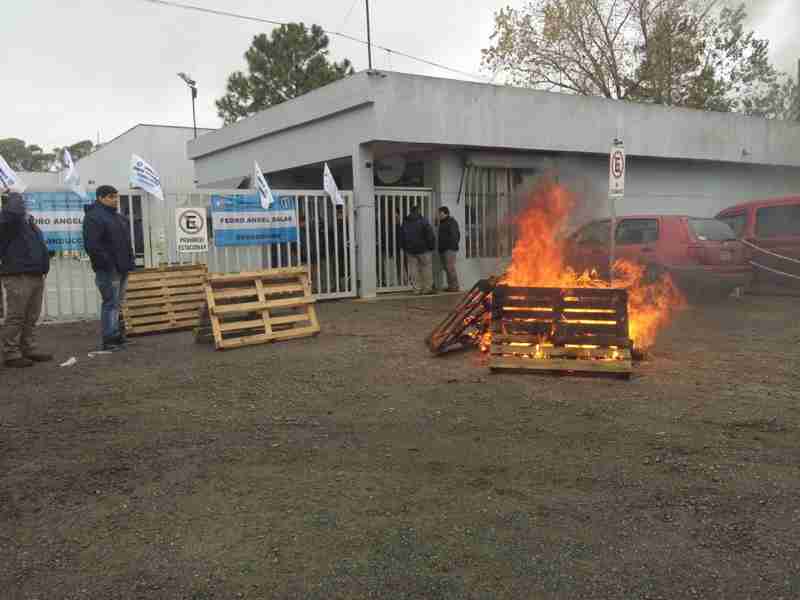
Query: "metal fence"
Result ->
[[3, 188, 357, 323], [375, 187, 434, 293]]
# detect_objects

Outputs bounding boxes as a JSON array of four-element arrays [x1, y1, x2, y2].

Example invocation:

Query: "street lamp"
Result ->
[[178, 72, 198, 139]]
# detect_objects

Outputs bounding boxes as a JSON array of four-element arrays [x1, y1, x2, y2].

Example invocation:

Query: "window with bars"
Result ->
[[463, 167, 527, 258]]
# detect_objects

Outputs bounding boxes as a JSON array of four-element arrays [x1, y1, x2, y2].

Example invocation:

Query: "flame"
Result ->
[[503, 179, 684, 349]]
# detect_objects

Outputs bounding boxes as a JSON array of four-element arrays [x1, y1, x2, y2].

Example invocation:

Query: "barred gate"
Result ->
[[23, 188, 356, 322], [375, 187, 434, 293]]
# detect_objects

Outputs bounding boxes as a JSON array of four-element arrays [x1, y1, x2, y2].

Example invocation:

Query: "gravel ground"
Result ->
[[1, 294, 799, 599]]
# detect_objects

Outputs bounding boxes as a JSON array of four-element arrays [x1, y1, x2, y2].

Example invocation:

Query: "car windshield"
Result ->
[[689, 218, 736, 241]]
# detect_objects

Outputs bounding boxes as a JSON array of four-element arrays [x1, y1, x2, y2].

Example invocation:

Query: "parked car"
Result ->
[[715, 196, 800, 289], [565, 215, 751, 300]]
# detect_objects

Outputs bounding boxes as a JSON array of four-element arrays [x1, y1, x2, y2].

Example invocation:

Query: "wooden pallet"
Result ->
[[426, 277, 498, 354], [204, 267, 320, 350], [122, 264, 208, 336], [488, 285, 633, 376]]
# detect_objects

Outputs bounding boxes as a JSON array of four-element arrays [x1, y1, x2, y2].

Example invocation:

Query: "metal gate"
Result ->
[[28, 188, 356, 322], [375, 187, 434, 293]]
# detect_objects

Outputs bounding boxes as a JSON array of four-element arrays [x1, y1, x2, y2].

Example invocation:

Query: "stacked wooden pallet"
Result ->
[[488, 285, 633, 377], [204, 267, 320, 350], [122, 264, 208, 336]]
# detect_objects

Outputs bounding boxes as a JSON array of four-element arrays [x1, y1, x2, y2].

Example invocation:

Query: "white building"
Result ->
[[185, 71, 800, 298]]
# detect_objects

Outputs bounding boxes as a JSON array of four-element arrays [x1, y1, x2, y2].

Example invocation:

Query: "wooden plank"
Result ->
[[217, 324, 319, 349], [125, 302, 206, 319], [127, 309, 201, 326], [489, 356, 632, 374], [254, 278, 274, 338], [124, 293, 206, 309], [126, 275, 207, 291], [205, 283, 224, 349], [211, 296, 314, 315], [211, 286, 260, 300], [127, 319, 199, 335], [300, 274, 321, 333], [128, 265, 206, 279], [125, 285, 205, 300], [490, 344, 631, 360], [208, 267, 309, 285], [219, 318, 267, 333], [260, 282, 306, 296]]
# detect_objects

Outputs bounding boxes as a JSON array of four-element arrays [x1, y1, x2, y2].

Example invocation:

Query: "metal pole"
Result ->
[[191, 86, 198, 139], [365, 0, 373, 70], [609, 179, 620, 286]]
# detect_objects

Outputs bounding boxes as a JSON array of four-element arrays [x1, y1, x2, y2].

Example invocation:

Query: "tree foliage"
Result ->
[[216, 23, 354, 125], [0, 138, 95, 172], [482, 0, 797, 119], [0, 138, 55, 171]]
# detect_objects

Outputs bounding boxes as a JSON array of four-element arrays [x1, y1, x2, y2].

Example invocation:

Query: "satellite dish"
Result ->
[[375, 155, 406, 185]]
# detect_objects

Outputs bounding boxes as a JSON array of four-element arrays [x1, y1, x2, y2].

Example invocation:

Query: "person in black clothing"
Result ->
[[0, 192, 53, 367], [399, 204, 435, 294], [82, 185, 136, 350], [437, 206, 460, 292]]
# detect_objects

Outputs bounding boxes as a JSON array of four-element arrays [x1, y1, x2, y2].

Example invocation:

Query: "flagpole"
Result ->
[[365, 0, 373, 70]]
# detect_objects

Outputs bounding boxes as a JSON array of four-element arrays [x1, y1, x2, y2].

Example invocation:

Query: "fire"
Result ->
[[502, 180, 684, 349]]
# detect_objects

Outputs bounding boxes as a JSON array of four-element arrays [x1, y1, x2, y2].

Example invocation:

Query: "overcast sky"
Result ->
[[3, 0, 798, 151]]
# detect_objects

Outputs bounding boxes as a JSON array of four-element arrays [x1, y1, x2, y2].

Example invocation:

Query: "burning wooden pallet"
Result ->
[[122, 264, 208, 336], [489, 285, 633, 376], [426, 277, 498, 354], [204, 267, 320, 351]]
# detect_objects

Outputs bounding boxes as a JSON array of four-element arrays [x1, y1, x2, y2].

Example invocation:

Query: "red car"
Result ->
[[565, 215, 751, 300], [715, 196, 800, 289]]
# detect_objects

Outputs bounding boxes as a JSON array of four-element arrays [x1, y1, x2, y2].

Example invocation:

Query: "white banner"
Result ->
[[130, 154, 164, 201], [176, 207, 209, 253], [211, 209, 296, 231], [0, 154, 26, 192], [323, 162, 344, 206], [254, 160, 275, 209]]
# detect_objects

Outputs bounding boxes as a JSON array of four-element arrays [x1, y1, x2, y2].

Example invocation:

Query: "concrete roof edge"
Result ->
[[187, 72, 374, 160]]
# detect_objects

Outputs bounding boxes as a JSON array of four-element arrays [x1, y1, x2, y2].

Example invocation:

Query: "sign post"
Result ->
[[608, 139, 626, 285], [176, 207, 209, 254]]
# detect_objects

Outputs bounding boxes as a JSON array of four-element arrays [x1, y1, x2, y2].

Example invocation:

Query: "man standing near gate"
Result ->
[[0, 192, 53, 368], [399, 204, 435, 295], [83, 185, 135, 351], [437, 206, 460, 292]]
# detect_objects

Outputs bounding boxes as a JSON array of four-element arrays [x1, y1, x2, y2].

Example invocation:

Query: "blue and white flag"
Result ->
[[253, 160, 275, 209], [0, 153, 26, 192], [130, 154, 164, 201], [62, 148, 85, 198], [323, 162, 344, 206], [63, 148, 79, 187]]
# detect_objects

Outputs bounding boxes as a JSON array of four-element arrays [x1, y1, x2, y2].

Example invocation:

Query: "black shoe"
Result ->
[[4, 357, 34, 368], [24, 352, 53, 362], [102, 341, 123, 352]]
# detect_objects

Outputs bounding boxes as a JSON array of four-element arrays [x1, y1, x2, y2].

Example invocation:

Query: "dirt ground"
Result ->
[[2, 293, 799, 600]]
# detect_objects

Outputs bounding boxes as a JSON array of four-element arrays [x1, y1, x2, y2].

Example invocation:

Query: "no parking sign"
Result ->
[[176, 207, 209, 253]]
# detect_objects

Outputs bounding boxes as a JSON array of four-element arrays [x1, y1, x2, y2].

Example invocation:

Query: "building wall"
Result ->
[[17, 171, 61, 187], [77, 125, 214, 192]]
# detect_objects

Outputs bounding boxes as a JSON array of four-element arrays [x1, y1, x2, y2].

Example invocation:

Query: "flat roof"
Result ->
[[188, 71, 800, 171]]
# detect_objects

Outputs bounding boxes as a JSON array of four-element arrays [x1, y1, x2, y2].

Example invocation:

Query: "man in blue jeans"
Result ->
[[82, 185, 136, 350]]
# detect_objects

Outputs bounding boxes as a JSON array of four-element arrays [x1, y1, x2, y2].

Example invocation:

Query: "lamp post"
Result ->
[[178, 72, 198, 138]]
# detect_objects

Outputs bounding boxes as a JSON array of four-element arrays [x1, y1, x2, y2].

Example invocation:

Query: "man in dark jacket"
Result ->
[[399, 204, 435, 294], [82, 185, 135, 350], [437, 206, 461, 292], [0, 192, 53, 367]]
